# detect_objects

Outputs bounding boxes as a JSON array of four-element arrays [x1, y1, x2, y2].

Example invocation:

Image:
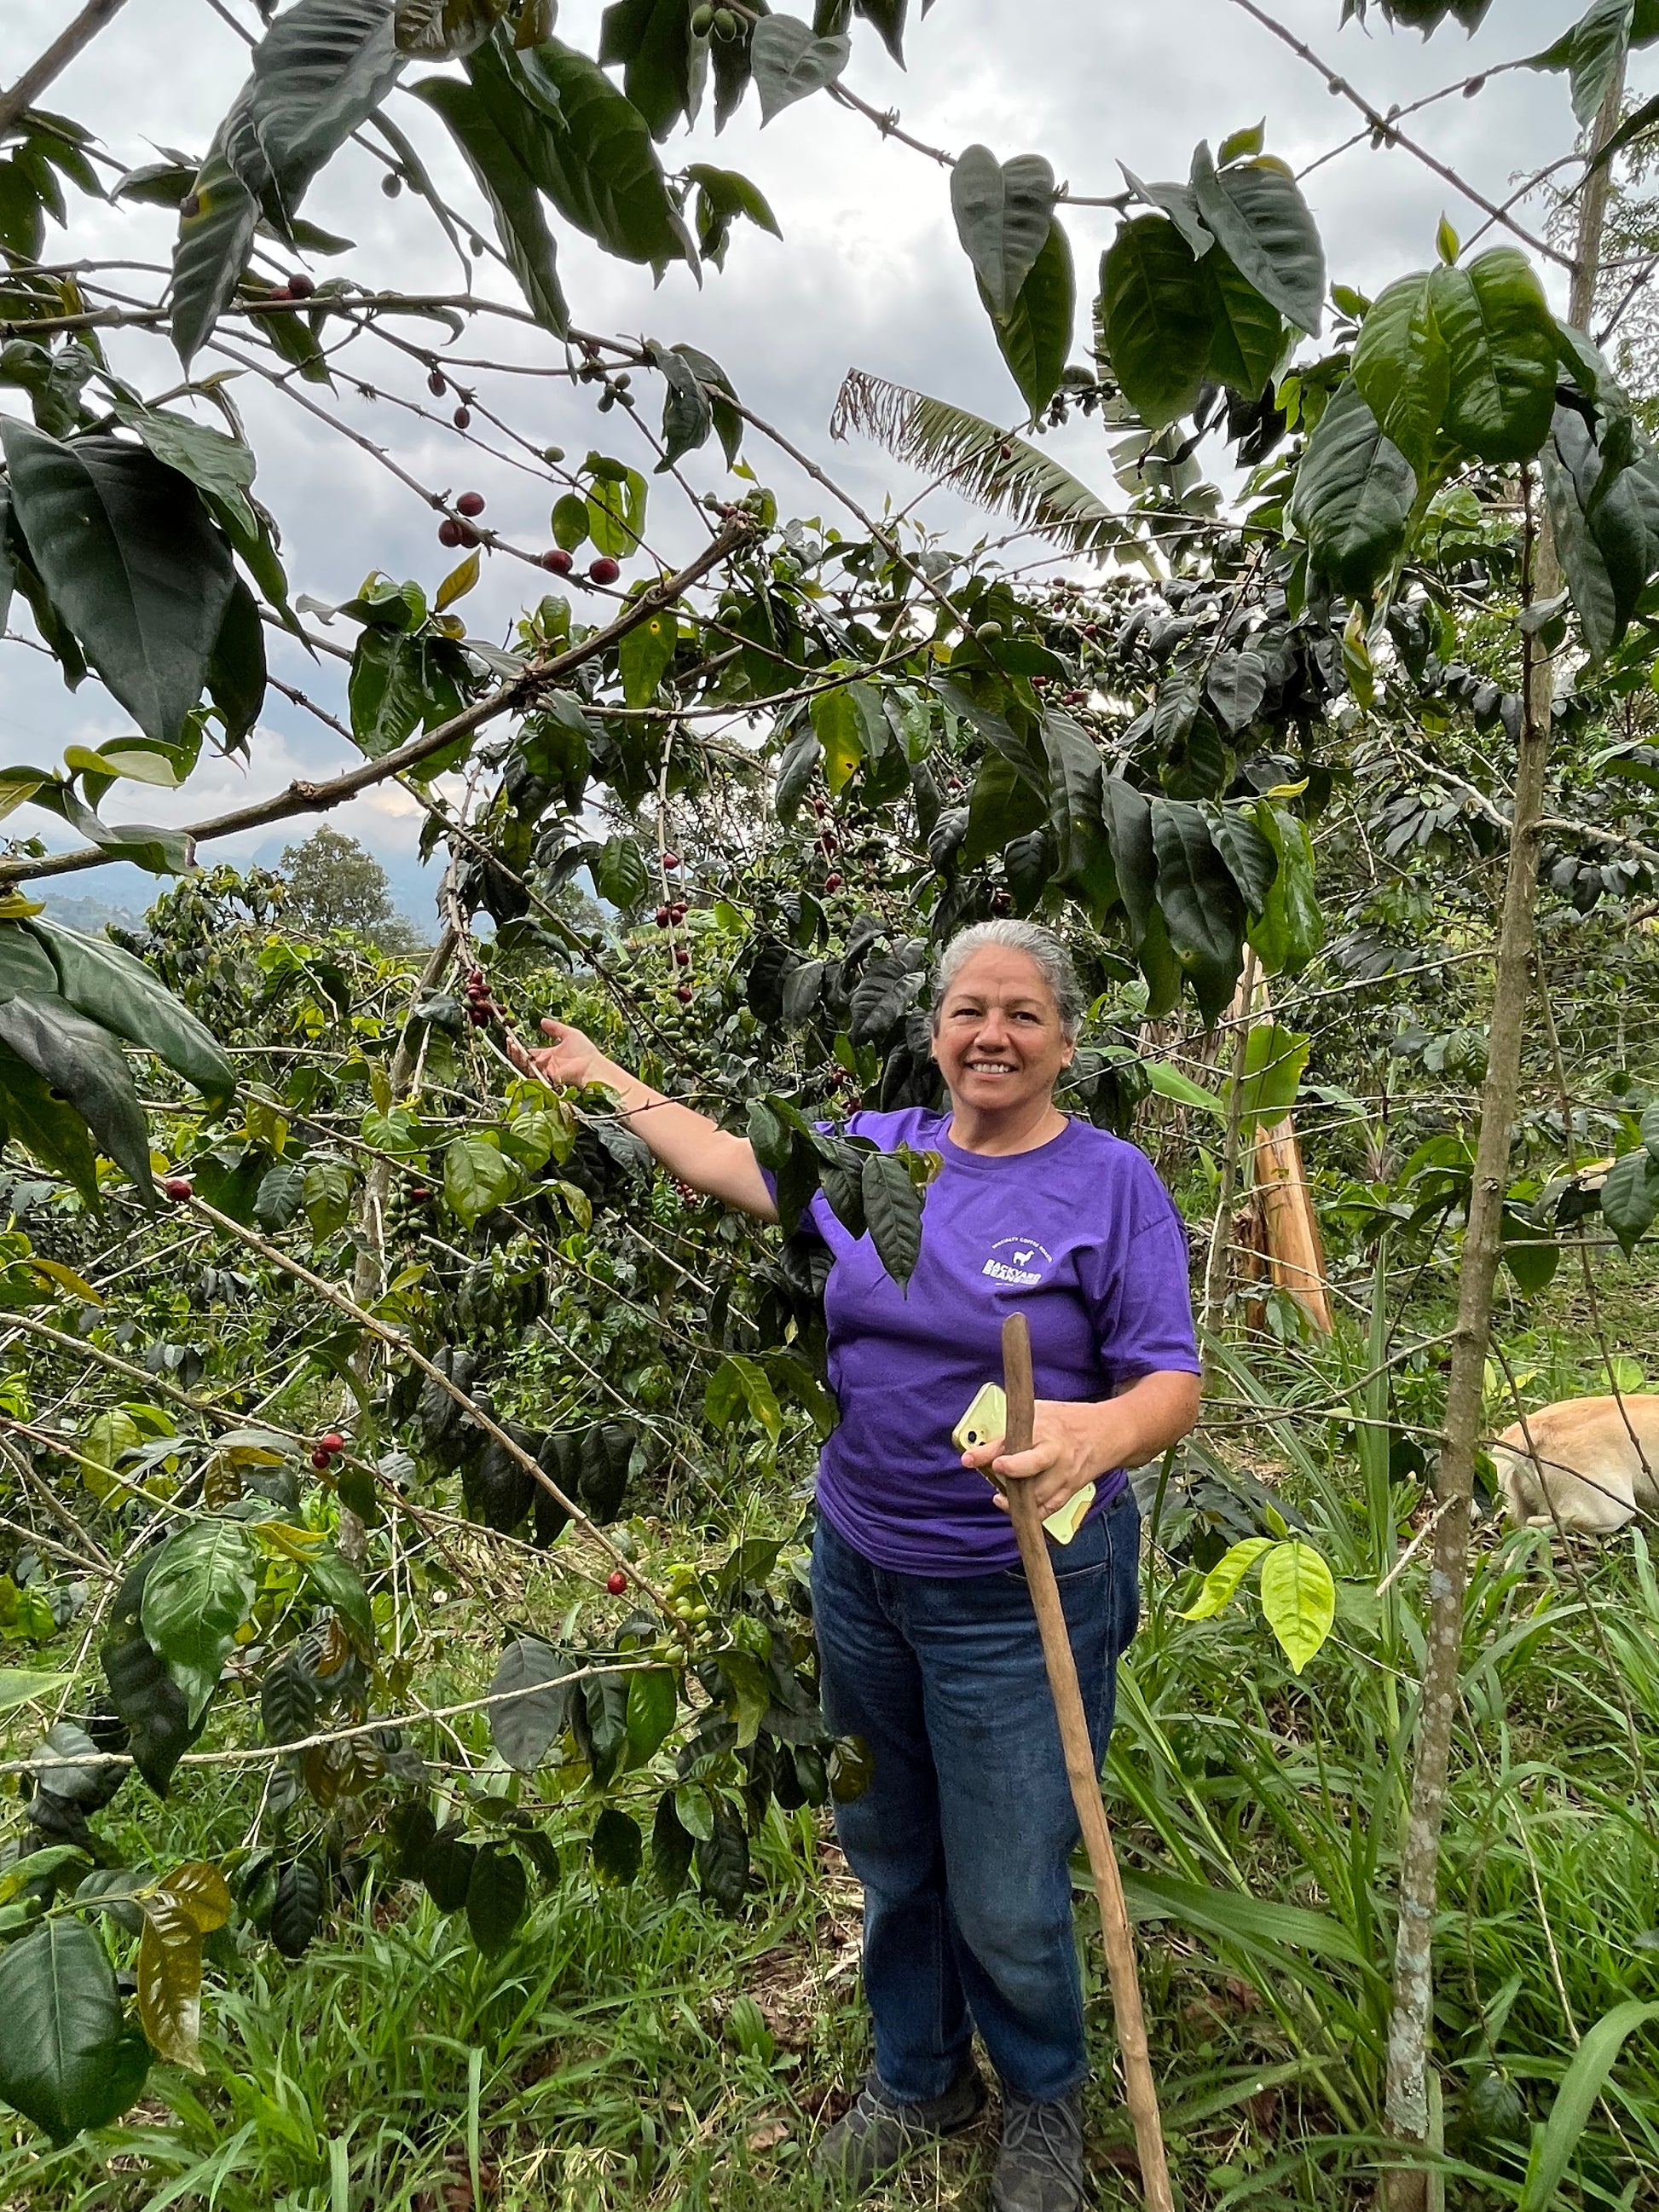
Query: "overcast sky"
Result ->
[[2, 0, 1632, 924]]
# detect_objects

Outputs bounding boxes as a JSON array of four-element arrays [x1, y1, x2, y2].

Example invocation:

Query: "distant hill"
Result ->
[[36, 892, 146, 939]]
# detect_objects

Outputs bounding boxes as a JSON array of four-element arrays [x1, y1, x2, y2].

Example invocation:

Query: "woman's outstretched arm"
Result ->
[[508, 1019, 778, 1222]]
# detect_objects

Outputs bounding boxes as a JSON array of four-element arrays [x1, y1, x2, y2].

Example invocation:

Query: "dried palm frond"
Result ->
[[829, 368, 1130, 558]]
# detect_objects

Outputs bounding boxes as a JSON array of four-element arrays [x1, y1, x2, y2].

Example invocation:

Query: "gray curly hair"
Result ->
[[929, 921, 1086, 1042]]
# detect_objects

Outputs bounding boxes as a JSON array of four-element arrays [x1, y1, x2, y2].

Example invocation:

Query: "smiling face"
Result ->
[[929, 946, 1075, 1123]]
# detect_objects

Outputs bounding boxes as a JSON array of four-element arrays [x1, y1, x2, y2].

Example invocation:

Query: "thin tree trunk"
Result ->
[[1379, 64, 1624, 2205], [336, 924, 459, 1566], [1199, 950, 1258, 1373], [1379, 545, 1550, 2202], [1136, 1014, 1194, 1180]]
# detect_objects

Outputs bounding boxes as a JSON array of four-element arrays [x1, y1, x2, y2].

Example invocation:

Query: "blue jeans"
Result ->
[[811, 1495, 1142, 2105]]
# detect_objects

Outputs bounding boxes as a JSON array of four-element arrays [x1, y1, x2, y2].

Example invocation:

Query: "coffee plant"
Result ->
[[0, 4, 1656, 2200]]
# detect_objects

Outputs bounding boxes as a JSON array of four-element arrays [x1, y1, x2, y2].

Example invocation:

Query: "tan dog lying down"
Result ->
[[1494, 1395, 1659, 1533]]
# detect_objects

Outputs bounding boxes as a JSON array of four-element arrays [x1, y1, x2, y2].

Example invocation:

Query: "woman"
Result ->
[[514, 920, 1200, 2211]]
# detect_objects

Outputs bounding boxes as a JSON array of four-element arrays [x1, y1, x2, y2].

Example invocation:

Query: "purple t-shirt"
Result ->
[[780, 1107, 1199, 1577]]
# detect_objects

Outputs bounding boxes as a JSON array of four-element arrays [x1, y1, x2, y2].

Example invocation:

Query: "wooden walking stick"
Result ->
[[997, 1311, 1175, 2212]]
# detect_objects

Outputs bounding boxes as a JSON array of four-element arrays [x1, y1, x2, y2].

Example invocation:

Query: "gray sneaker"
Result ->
[[991, 2085, 1086, 2211], [814, 2062, 986, 2194]]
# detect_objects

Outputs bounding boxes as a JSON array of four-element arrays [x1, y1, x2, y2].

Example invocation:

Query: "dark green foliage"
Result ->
[[591, 1806, 644, 1885], [271, 1862, 327, 1959], [171, 0, 405, 363], [1289, 380, 1417, 598], [0, 424, 234, 747], [101, 1559, 204, 1799], [411, 73, 569, 334], [694, 1807, 749, 1908], [488, 1638, 575, 1773], [0, 1923, 148, 2143], [0, 995, 153, 1198], [465, 1845, 528, 1950], [496, 38, 691, 266], [651, 1789, 695, 1894]]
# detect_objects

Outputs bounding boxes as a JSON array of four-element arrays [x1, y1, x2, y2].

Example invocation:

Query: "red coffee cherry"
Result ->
[[456, 491, 485, 517], [453, 404, 471, 429], [540, 547, 574, 575], [606, 1569, 627, 1595], [162, 1176, 194, 1202], [320, 1432, 345, 1456], [655, 905, 671, 927], [675, 985, 693, 1003], [427, 368, 447, 397], [588, 556, 621, 585], [437, 517, 463, 548], [311, 1447, 332, 1471], [662, 852, 679, 871], [823, 872, 843, 892], [674, 947, 690, 966], [286, 271, 315, 298]]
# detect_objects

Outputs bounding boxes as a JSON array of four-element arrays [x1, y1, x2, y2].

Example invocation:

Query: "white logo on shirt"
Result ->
[[982, 1235, 1054, 1288]]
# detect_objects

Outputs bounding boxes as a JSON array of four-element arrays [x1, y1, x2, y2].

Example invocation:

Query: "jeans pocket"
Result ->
[[1105, 1498, 1142, 1651], [1001, 1510, 1110, 1585], [1050, 1548, 1109, 1585]]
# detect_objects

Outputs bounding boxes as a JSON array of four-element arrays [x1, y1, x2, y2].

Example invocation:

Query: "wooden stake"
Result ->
[[999, 1314, 1175, 2212]]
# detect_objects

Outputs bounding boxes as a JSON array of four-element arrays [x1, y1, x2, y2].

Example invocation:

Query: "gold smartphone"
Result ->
[[951, 1383, 1095, 1545], [951, 1380, 1007, 1455]]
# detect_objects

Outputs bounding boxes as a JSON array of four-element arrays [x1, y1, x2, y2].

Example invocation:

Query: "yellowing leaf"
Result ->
[[1177, 1536, 1273, 1621], [27, 1259, 101, 1303], [157, 1861, 232, 1934], [1235, 1023, 1310, 1135], [244, 1095, 288, 1153], [618, 609, 677, 707], [251, 1520, 330, 1561], [553, 1179, 592, 1230], [137, 1897, 205, 2071], [1258, 1539, 1337, 1673], [703, 1354, 782, 1442], [436, 550, 480, 609], [80, 1410, 142, 1503], [95, 745, 185, 788], [810, 686, 863, 796]]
